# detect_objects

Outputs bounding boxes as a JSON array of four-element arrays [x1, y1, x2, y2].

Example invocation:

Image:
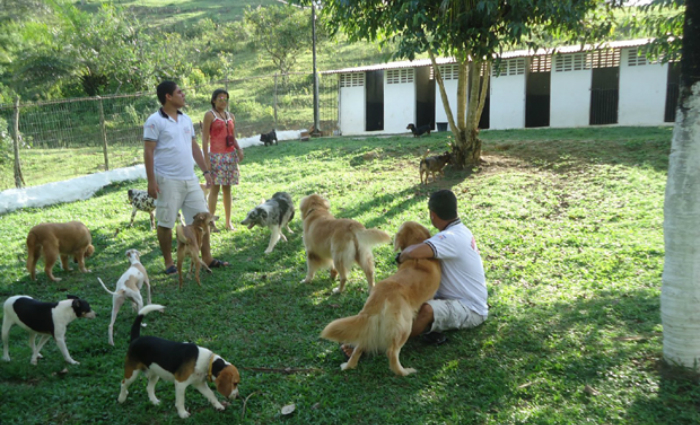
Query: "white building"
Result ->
[[322, 39, 678, 136]]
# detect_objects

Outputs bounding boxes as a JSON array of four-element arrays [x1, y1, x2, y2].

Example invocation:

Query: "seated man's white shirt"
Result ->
[[144, 109, 197, 180], [425, 219, 488, 317]]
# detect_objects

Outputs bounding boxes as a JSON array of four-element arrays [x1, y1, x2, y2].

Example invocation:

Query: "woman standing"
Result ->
[[202, 88, 243, 231]]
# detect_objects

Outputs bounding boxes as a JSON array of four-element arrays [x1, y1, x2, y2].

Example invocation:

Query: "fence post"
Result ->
[[97, 96, 110, 171], [12, 96, 25, 188], [273, 74, 279, 127]]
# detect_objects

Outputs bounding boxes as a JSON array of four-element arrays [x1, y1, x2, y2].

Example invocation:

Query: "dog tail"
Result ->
[[26, 231, 41, 275], [422, 149, 431, 159], [130, 304, 165, 342], [175, 225, 189, 245], [321, 314, 369, 345], [96, 277, 115, 295], [356, 228, 392, 248]]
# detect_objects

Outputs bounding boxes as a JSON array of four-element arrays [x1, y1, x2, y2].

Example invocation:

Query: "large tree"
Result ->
[[661, 0, 700, 368], [319, 0, 618, 167]]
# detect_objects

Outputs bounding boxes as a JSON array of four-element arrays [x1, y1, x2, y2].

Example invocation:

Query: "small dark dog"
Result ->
[[406, 123, 431, 138], [260, 129, 278, 146], [420, 150, 452, 184]]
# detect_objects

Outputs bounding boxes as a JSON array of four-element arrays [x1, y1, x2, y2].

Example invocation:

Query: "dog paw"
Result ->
[[37, 353, 43, 359], [264, 249, 273, 254], [332, 286, 343, 295], [214, 402, 225, 411], [178, 410, 191, 419], [51, 277, 62, 282], [118, 391, 128, 403], [300, 278, 310, 284], [2, 356, 10, 362], [67, 359, 80, 365], [340, 362, 354, 371], [30, 359, 38, 365], [402, 368, 417, 376], [150, 398, 161, 406]]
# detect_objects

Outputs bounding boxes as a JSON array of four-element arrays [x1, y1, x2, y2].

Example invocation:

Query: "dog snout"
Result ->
[[229, 388, 239, 399], [84, 311, 97, 319]]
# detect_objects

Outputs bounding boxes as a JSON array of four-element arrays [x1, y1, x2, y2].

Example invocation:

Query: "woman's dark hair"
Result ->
[[210, 88, 229, 108], [156, 81, 178, 105], [428, 190, 458, 220]]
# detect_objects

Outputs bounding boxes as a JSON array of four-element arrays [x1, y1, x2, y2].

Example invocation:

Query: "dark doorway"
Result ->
[[479, 85, 490, 129], [415, 67, 435, 129], [665, 62, 681, 123], [590, 67, 619, 125], [526, 72, 551, 128], [365, 70, 384, 131]]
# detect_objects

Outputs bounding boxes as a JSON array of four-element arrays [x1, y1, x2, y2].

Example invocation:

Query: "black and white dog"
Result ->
[[2, 295, 96, 365], [118, 305, 240, 419], [241, 192, 295, 254], [260, 129, 278, 146], [128, 189, 156, 230]]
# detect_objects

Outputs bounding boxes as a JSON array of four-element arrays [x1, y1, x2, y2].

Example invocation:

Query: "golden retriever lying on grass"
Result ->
[[321, 221, 441, 376], [299, 194, 391, 294]]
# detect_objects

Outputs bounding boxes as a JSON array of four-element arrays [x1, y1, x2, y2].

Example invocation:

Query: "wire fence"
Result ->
[[0, 72, 339, 190]]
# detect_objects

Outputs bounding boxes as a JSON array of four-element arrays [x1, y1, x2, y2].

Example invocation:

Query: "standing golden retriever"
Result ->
[[26, 221, 95, 282], [321, 221, 441, 376], [299, 194, 391, 294]]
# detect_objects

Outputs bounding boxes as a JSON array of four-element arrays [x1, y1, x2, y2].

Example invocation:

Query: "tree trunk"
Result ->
[[661, 1, 700, 368], [12, 96, 25, 188]]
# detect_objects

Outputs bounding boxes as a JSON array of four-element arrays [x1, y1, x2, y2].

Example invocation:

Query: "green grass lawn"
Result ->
[[1, 126, 698, 424]]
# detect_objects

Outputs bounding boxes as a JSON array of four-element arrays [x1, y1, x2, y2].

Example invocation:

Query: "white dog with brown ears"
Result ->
[[118, 305, 240, 419], [299, 193, 391, 294], [97, 249, 152, 346]]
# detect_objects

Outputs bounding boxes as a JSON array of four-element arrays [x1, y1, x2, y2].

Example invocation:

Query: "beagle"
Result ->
[[97, 249, 152, 346], [2, 295, 96, 365], [118, 305, 240, 419]]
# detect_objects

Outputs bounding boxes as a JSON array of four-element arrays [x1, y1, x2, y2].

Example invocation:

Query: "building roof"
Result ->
[[321, 38, 654, 75]]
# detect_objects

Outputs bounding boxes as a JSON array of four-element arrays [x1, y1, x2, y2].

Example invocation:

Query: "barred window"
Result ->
[[530, 56, 552, 73], [554, 53, 591, 72], [590, 49, 620, 69], [628, 48, 659, 66], [387, 69, 415, 84], [438, 64, 460, 80], [492, 58, 526, 77], [340, 73, 364, 87]]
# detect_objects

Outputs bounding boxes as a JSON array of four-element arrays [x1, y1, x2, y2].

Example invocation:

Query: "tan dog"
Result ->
[[26, 221, 95, 282], [321, 221, 441, 376], [419, 149, 452, 184], [299, 194, 391, 294], [175, 212, 215, 288]]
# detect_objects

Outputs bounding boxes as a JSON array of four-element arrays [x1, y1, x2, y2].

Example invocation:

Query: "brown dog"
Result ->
[[26, 221, 95, 282], [419, 149, 452, 184], [321, 221, 441, 376], [175, 212, 215, 288], [299, 194, 391, 294]]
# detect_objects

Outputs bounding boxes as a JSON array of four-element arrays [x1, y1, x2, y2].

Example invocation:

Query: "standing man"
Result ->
[[144, 81, 228, 274], [399, 189, 488, 343]]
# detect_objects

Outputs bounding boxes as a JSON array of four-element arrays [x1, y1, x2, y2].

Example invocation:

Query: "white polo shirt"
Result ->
[[425, 219, 488, 317], [143, 108, 197, 180]]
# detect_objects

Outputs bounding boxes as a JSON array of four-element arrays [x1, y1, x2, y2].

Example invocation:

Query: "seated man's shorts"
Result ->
[[427, 298, 486, 333], [155, 175, 208, 228]]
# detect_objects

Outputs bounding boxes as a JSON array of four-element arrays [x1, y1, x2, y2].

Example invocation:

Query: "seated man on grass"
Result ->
[[341, 189, 487, 358]]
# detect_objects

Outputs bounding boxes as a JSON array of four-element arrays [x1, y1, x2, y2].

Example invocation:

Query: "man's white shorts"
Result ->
[[155, 175, 208, 228], [427, 298, 486, 333]]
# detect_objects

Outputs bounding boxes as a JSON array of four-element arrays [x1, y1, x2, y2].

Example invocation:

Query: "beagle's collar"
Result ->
[[207, 353, 216, 382]]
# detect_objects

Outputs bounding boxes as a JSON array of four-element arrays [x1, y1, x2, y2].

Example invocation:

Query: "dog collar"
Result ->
[[304, 208, 316, 219], [207, 353, 216, 382]]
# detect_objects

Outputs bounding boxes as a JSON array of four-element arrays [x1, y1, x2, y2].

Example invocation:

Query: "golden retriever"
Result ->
[[26, 221, 95, 282], [299, 194, 391, 294], [320, 221, 441, 376]]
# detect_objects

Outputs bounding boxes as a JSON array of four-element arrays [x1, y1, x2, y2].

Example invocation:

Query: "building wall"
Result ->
[[339, 75, 365, 136], [435, 64, 461, 126], [550, 54, 592, 128], [383, 68, 416, 133], [489, 58, 526, 130], [618, 47, 669, 125]]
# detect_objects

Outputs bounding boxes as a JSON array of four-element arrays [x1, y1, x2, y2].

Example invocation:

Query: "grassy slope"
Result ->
[[2, 126, 698, 424]]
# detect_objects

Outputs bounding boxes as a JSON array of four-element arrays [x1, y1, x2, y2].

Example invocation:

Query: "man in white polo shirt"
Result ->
[[398, 189, 488, 344], [144, 80, 228, 274]]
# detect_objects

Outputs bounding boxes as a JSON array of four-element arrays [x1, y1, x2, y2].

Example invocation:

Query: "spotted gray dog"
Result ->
[[241, 192, 295, 254], [127, 189, 156, 230]]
